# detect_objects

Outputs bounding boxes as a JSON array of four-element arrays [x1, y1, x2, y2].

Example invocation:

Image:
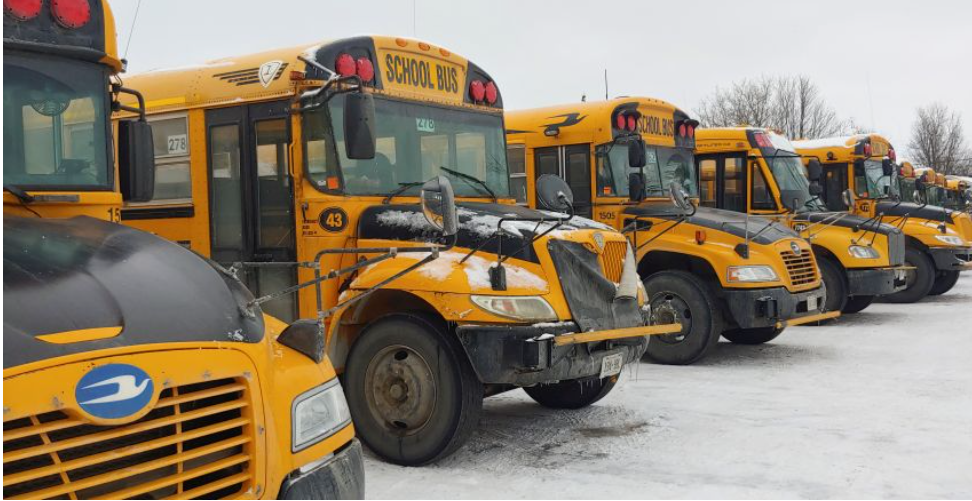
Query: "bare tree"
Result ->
[[696, 75, 849, 139], [908, 104, 971, 175]]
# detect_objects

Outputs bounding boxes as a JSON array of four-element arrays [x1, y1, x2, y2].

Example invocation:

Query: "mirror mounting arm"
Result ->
[[111, 84, 148, 121]]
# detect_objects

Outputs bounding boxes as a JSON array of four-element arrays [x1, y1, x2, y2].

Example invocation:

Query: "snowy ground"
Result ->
[[364, 278, 972, 499]]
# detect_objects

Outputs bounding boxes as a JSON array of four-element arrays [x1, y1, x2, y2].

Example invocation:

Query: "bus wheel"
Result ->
[[884, 248, 935, 303], [928, 270, 960, 296], [817, 257, 848, 315], [842, 295, 875, 314], [344, 314, 483, 466], [524, 376, 617, 410], [642, 271, 722, 365], [721, 326, 784, 345]]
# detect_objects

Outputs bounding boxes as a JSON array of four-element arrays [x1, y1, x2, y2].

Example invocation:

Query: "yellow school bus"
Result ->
[[695, 128, 908, 314], [943, 177, 970, 211], [3, 1, 363, 498], [506, 98, 835, 366], [793, 134, 972, 300], [116, 37, 677, 465]]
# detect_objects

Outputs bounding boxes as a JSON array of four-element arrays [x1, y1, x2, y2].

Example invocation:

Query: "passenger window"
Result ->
[[723, 157, 746, 212], [146, 116, 192, 203], [507, 144, 527, 204], [751, 164, 776, 210], [698, 159, 717, 208]]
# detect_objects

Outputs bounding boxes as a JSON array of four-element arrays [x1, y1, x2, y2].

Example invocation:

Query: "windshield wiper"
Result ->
[[440, 167, 497, 202], [4, 185, 34, 204], [381, 182, 424, 204]]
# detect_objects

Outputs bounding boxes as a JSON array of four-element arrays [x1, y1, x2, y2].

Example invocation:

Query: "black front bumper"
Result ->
[[846, 267, 907, 296], [928, 247, 972, 271], [723, 284, 826, 329], [455, 323, 649, 386], [278, 439, 365, 500]]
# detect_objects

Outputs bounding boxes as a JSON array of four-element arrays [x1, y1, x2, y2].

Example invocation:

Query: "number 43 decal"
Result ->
[[318, 207, 348, 232]]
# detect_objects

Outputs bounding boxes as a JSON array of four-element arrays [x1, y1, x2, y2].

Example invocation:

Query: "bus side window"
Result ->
[[507, 144, 527, 204], [723, 157, 746, 213], [751, 163, 775, 210], [138, 115, 191, 204], [698, 159, 717, 207]]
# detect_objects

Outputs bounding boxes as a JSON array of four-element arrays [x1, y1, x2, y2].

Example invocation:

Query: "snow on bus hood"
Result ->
[[359, 202, 613, 264], [352, 250, 549, 293]]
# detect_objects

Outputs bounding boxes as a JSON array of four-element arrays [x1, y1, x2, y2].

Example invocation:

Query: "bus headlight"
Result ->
[[470, 295, 558, 322], [934, 235, 965, 246], [727, 265, 779, 283], [292, 380, 352, 452], [848, 245, 880, 259]]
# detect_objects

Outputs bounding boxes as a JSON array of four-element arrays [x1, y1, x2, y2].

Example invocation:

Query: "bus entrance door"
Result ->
[[534, 145, 592, 217], [206, 101, 298, 322]]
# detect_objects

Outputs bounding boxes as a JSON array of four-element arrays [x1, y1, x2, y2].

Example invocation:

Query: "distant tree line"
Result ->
[[695, 75, 972, 176]]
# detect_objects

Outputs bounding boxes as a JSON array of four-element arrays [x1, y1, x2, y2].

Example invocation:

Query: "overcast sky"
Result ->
[[112, 0, 971, 159]]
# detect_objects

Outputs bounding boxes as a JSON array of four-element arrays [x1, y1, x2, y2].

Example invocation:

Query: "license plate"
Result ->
[[599, 353, 624, 379], [806, 295, 819, 311]]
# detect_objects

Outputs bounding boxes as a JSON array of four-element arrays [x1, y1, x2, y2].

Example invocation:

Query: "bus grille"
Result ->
[[600, 241, 629, 283], [780, 249, 819, 287], [3, 378, 253, 500]]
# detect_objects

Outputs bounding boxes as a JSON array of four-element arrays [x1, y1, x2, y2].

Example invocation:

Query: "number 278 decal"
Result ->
[[318, 207, 348, 232]]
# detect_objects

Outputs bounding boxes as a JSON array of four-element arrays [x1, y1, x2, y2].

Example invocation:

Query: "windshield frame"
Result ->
[[595, 140, 698, 201], [3, 51, 114, 192], [300, 92, 511, 199]]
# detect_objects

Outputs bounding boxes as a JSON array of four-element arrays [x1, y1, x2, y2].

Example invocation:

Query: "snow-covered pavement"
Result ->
[[364, 279, 972, 499]]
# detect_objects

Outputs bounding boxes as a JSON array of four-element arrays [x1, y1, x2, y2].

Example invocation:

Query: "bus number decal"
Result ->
[[318, 207, 349, 232], [167, 134, 188, 155], [598, 211, 616, 221], [416, 118, 435, 133], [384, 54, 459, 94]]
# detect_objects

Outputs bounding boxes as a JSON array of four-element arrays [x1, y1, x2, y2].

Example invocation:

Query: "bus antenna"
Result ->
[[604, 69, 609, 100], [123, 0, 144, 61]]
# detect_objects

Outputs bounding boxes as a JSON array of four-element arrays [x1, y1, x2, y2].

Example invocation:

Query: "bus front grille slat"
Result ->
[[601, 241, 628, 283], [3, 378, 253, 500], [780, 251, 819, 286]]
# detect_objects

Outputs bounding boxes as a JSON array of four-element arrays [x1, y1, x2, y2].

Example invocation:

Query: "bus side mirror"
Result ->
[[628, 172, 645, 202], [421, 176, 458, 238], [628, 139, 646, 168], [841, 188, 856, 209], [806, 158, 823, 182], [853, 159, 865, 177], [809, 183, 823, 196], [882, 159, 894, 177], [344, 93, 376, 160], [118, 119, 156, 202]]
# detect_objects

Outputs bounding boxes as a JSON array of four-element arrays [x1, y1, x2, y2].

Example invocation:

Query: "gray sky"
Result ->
[[113, 0, 971, 159]]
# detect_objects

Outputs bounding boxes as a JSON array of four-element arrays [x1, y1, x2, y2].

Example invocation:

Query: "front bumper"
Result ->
[[455, 322, 654, 386], [278, 439, 365, 500], [928, 247, 972, 271], [846, 267, 909, 296], [723, 284, 828, 329]]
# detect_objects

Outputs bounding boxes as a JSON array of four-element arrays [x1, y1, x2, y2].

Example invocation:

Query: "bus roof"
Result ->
[[792, 133, 895, 162], [3, 0, 121, 71], [124, 36, 501, 114], [506, 96, 693, 148], [695, 126, 798, 155]]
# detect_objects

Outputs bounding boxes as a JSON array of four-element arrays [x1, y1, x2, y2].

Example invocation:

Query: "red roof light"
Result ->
[[469, 80, 486, 102], [626, 116, 637, 132], [51, 0, 90, 29], [484, 81, 498, 105], [678, 123, 687, 138], [335, 53, 356, 77], [355, 57, 374, 82], [4, 0, 42, 20], [863, 142, 873, 157]]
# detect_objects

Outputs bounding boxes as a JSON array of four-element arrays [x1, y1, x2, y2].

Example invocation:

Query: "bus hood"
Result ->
[[3, 216, 264, 369], [793, 211, 904, 237], [876, 201, 955, 225], [358, 202, 615, 264], [622, 205, 798, 245]]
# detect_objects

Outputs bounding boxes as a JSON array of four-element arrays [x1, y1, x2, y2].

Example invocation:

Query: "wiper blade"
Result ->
[[440, 167, 497, 202], [381, 182, 424, 204], [4, 185, 34, 204]]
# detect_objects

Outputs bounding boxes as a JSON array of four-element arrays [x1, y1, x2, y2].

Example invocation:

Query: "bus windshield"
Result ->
[[596, 143, 697, 199], [764, 153, 824, 212], [899, 177, 917, 203], [3, 54, 111, 190], [304, 94, 510, 198], [858, 159, 893, 199]]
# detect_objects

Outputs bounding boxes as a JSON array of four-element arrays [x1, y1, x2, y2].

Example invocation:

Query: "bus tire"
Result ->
[[842, 295, 875, 314], [642, 270, 723, 365], [524, 376, 617, 409], [818, 257, 848, 316], [928, 270, 960, 296], [721, 326, 784, 345], [344, 313, 483, 466], [884, 247, 935, 303]]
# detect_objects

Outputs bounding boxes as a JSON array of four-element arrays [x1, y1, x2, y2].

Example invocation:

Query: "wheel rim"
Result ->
[[363, 344, 437, 436], [650, 292, 693, 344]]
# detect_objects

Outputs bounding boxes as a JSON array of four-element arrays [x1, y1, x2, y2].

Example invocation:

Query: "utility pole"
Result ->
[[604, 69, 609, 100]]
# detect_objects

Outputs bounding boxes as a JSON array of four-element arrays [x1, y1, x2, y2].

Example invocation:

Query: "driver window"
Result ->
[[723, 157, 746, 212], [698, 159, 717, 207], [751, 163, 775, 210]]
